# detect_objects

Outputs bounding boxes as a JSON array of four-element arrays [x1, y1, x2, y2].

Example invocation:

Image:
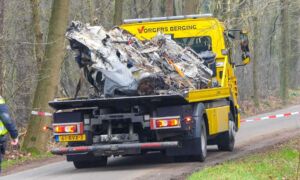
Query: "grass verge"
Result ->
[[189, 138, 300, 180], [2, 151, 53, 171]]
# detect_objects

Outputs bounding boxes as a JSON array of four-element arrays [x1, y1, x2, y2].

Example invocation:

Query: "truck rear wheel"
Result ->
[[173, 118, 207, 162], [193, 119, 207, 162], [73, 156, 107, 169], [217, 112, 236, 151]]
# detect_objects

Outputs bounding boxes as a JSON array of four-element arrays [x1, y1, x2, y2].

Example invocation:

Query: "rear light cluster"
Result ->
[[150, 116, 181, 130], [156, 119, 179, 127], [53, 122, 83, 135], [54, 125, 77, 133]]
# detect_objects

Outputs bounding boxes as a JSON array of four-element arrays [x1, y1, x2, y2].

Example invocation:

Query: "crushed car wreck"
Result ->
[[66, 21, 216, 97]]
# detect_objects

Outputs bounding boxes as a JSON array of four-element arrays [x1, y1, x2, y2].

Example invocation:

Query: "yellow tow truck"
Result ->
[[49, 14, 250, 168]]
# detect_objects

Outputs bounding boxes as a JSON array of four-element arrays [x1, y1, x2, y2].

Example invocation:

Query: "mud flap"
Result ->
[[166, 138, 201, 156]]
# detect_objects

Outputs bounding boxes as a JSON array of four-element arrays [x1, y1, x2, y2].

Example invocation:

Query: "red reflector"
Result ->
[[141, 143, 161, 149], [73, 146, 89, 152]]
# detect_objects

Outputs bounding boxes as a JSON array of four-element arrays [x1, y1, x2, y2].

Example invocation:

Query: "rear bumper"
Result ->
[[51, 141, 179, 156]]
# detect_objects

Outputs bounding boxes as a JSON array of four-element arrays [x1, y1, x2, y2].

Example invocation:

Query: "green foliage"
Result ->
[[21, 147, 41, 156], [289, 89, 300, 97], [2, 152, 53, 171], [189, 142, 300, 180]]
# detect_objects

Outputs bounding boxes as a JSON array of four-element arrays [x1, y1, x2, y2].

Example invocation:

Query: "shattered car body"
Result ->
[[66, 21, 215, 97]]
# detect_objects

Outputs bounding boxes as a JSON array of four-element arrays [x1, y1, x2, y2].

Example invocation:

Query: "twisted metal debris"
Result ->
[[66, 21, 214, 97]]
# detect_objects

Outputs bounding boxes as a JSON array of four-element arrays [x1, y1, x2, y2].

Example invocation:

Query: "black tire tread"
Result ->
[[73, 157, 107, 169], [217, 113, 235, 151], [193, 119, 207, 162]]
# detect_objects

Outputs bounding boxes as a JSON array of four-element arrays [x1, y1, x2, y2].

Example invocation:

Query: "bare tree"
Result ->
[[87, 0, 96, 25], [280, 0, 289, 104], [30, 0, 44, 70], [23, 0, 70, 153], [183, 0, 199, 15], [249, 1, 259, 106], [113, 0, 124, 25], [166, 0, 174, 16]]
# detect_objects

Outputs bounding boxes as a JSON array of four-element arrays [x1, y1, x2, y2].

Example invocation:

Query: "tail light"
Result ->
[[150, 116, 181, 130], [184, 116, 193, 124], [53, 122, 83, 135], [43, 126, 53, 131]]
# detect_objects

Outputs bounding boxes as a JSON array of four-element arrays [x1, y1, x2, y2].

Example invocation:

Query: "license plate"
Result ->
[[56, 134, 86, 142]]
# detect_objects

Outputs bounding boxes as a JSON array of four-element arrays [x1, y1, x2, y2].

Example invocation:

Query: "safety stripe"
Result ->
[[31, 110, 300, 125], [31, 111, 52, 117], [241, 111, 300, 124]]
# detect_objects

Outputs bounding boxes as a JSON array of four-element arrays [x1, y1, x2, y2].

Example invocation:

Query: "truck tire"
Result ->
[[73, 156, 107, 169], [173, 117, 207, 162], [193, 119, 207, 162], [217, 112, 236, 151]]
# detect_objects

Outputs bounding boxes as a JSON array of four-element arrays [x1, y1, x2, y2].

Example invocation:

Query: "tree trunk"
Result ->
[[22, 0, 70, 153], [30, 0, 44, 71], [165, 0, 174, 16], [149, 0, 153, 17], [160, 0, 166, 16], [212, 0, 222, 18], [280, 0, 289, 104], [246, 1, 259, 106], [174, 0, 183, 15], [113, 0, 123, 25], [289, 1, 300, 88], [183, 0, 199, 15], [87, 0, 96, 25], [222, 0, 228, 19], [0, 0, 4, 95], [252, 19, 259, 106], [132, 0, 139, 18]]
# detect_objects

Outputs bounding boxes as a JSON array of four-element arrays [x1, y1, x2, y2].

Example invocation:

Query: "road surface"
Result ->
[[2, 104, 300, 180]]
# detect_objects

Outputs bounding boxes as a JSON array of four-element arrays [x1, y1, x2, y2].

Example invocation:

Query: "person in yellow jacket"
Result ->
[[0, 95, 18, 174]]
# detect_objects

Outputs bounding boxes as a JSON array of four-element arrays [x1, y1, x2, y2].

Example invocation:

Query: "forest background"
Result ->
[[0, 0, 299, 152]]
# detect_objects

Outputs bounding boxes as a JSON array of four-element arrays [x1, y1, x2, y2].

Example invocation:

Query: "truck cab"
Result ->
[[49, 14, 250, 168]]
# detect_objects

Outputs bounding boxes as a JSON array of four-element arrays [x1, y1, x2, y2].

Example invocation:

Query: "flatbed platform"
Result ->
[[49, 94, 189, 110]]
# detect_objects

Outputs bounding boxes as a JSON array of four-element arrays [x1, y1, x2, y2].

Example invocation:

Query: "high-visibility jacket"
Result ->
[[0, 96, 8, 136], [0, 96, 4, 104]]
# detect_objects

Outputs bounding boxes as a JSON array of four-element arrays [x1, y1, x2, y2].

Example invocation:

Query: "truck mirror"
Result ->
[[227, 29, 251, 66], [240, 32, 250, 65]]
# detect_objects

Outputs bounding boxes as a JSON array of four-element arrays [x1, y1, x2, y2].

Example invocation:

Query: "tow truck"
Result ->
[[49, 14, 250, 168]]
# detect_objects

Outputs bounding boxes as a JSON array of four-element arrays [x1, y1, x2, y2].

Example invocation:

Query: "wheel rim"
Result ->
[[201, 128, 207, 157], [229, 120, 236, 140]]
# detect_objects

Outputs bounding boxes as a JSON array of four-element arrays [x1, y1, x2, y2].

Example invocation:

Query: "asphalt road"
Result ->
[[2, 104, 300, 180]]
